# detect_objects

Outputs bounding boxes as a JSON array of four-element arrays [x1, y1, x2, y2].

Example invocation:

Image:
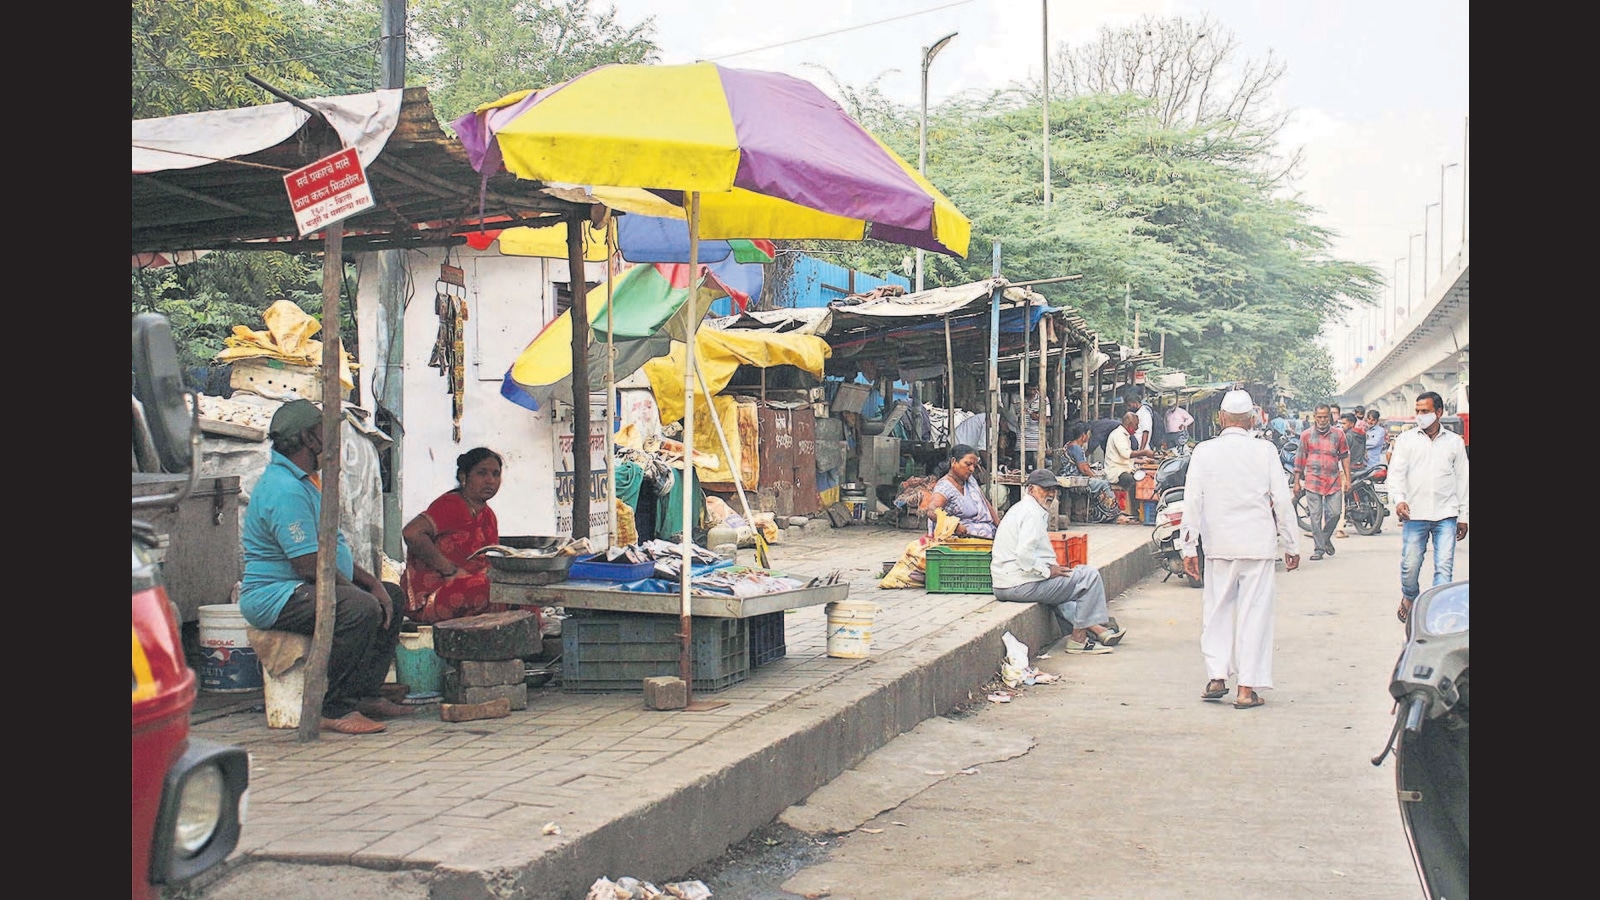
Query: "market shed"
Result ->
[[132, 86, 582, 255]]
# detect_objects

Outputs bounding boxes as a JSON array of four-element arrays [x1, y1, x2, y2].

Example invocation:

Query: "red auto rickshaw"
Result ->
[[133, 313, 249, 898]]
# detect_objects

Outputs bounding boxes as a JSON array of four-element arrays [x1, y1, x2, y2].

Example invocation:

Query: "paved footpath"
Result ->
[[189, 521, 1159, 900]]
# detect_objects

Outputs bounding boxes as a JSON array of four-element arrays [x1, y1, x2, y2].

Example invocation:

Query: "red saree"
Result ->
[[401, 491, 506, 625]]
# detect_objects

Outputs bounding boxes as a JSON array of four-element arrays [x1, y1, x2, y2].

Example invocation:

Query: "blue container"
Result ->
[[568, 553, 657, 583]]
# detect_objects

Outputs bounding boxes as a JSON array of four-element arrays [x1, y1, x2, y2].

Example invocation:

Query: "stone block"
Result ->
[[643, 676, 688, 710], [439, 698, 512, 723], [443, 681, 528, 710], [433, 611, 541, 661], [450, 659, 526, 688]]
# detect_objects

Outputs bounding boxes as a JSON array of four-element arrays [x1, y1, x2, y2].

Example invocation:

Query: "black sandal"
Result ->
[[1397, 598, 1413, 624], [1202, 679, 1228, 700]]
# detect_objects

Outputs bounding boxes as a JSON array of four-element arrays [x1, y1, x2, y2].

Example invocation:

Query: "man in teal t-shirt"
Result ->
[[240, 400, 410, 735]]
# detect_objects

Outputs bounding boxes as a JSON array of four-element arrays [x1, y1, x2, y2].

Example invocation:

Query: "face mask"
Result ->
[[1315, 422, 1331, 434], [1416, 412, 1438, 430]]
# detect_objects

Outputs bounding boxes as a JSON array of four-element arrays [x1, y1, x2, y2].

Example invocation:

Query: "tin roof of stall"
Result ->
[[132, 87, 581, 255], [706, 278, 1115, 378]]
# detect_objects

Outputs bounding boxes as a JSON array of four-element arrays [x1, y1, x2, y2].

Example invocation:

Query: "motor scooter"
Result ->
[[1148, 455, 1203, 588], [1371, 580, 1469, 899], [1345, 463, 1388, 535]]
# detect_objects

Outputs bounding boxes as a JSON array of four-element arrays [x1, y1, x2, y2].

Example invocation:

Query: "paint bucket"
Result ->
[[845, 499, 867, 521], [197, 604, 263, 693], [262, 659, 306, 729], [826, 600, 878, 659], [395, 626, 445, 695]]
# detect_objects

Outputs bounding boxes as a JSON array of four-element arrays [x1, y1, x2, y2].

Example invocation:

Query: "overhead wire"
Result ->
[[705, 0, 975, 61]]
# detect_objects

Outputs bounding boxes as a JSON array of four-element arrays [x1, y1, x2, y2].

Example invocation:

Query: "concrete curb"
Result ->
[[430, 543, 1158, 899]]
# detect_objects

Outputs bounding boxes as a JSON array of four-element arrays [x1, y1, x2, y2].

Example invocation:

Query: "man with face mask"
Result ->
[[239, 400, 411, 735], [1388, 391, 1469, 628], [1294, 404, 1350, 560]]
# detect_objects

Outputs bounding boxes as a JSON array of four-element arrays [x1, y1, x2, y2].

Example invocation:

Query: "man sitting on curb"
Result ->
[[990, 468, 1127, 654]]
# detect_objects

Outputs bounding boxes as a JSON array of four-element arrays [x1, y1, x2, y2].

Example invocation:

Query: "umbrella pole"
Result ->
[[696, 365, 767, 568], [680, 192, 700, 699], [606, 217, 618, 550]]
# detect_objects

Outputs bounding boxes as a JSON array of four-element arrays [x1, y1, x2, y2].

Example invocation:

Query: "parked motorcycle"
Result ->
[[1345, 464, 1388, 535], [1372, 580, 1469, 899], [1149, 455, 1203, 588]]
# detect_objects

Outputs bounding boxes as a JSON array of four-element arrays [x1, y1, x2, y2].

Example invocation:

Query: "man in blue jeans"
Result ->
[[1387, 391, 1470, 627]]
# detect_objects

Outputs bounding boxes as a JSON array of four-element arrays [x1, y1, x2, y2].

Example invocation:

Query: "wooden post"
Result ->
[[567, 214, 592, 540], [680, 193, 701, 696], [987, 245, 1001, 498], [1037, 316, 1049, 471], [297, 222, 343, 741], [605, 217, 618, 549], [944, 315, 955, 448]]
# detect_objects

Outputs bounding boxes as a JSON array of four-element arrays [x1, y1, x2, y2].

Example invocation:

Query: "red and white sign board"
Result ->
[[283, 147, 373, 236]]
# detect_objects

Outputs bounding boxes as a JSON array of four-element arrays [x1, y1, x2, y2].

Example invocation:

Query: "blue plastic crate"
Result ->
[[749, 611, 786, 667], [561, 612, 748, 693], [568, 553, 657, 583]]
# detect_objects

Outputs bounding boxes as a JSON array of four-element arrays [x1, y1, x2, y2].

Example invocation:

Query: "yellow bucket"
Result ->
[[826, 600, 878, 658]]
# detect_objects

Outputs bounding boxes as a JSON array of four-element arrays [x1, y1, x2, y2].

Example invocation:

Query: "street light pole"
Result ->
[[1439, 162, 1459, 275], [1422, 203, 1438, 297], [1041, 1, 1050, 210], [916, 31, 958, 294], [1391, 256, 1405, 344], [1406, 233, 1422, 317]]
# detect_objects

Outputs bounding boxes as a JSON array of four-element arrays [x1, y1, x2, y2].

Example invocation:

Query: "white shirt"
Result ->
[[1180, 428, 1300, 560], [1104, 426, 1138, 480], [990, 493, 1055, 589], [1388, 427, 1469, 524], [1134, 405, 1153, 449]]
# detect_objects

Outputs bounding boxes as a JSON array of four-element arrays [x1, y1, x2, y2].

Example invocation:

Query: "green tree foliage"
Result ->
[[791, 37, 1379, 387], [409, 0, 660, 123]]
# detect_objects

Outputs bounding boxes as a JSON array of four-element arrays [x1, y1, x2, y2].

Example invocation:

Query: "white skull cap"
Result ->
[[1219, 390, 1254, 414]]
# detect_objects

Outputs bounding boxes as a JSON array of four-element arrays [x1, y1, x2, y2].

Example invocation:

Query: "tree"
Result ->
[[409, 0, 660, 123]]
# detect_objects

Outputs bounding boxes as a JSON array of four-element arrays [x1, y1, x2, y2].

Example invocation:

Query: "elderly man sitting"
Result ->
[[991, 468, 1128, 654]]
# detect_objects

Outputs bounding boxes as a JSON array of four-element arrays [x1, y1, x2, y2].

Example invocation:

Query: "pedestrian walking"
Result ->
[[1294, 404, 1350, 559], [1389, 391, 1469, 627], [1180, 390, 1301, 709]]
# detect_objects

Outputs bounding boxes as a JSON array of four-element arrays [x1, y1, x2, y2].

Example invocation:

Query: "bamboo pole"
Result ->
[[680, 193, 701, 694], [297, 222, 343, 741], [1037, 316, 1048, 471], [605, 217, 618, 549], [943, 315, 955, 448]]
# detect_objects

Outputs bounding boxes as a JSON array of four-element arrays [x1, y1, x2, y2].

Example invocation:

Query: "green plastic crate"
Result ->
[[925, 546, 993, 594], [562, 612, 748, 692]]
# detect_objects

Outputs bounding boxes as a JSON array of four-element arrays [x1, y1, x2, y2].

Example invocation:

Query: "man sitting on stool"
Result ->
[[991, 468, 1128, 654]]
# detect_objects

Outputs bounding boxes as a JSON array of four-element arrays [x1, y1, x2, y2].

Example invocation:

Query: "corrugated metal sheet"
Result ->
[[771, 255, 910, 308]]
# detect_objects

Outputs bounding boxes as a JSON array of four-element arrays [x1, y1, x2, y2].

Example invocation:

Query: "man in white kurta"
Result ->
[[1179, 392, 1301, 709]]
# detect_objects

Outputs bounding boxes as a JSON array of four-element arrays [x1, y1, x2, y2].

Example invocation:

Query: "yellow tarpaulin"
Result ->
[[495, 219, 610, 260], [214, 299, 357, 390], [643, 329, 831, 425]]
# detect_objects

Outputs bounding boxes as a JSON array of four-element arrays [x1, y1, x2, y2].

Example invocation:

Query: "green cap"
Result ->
[[269, 399, 323, 439]]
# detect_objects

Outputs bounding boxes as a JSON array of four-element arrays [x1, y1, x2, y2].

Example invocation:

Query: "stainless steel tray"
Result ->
[[490, 571, 850, 618]]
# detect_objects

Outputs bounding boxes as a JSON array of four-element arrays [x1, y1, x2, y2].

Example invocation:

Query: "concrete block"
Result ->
[[442, 682, 528, 710], [439, 698, 511, 723], [451, 659, 525, 688], [643, 676, 688, 710]]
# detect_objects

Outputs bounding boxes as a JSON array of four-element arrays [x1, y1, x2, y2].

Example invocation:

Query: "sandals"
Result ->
[[320, 712, 387, 735], [1202, 679, 1229, 700], [1233, 692, 1265, 710], [1397, 598, 1413, 625]]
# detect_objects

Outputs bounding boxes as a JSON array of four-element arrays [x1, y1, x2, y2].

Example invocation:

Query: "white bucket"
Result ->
[[197, 604, 263, 692], [826, 600, 878, 659], [262, 659, 307, 729]]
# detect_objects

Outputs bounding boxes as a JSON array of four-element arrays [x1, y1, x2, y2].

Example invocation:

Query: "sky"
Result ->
[[605, 0, 1468, 374]]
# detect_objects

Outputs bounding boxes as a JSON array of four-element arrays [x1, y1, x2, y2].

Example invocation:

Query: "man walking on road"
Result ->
[[1181, 390, 1300, 709], [991, 468, 1126, 654], [1294, 404, 1350, 560], [1389, 391, 1470, 627]]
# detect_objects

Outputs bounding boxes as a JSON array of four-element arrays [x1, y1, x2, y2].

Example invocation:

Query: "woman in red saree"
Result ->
[[401, 447, 508, 624]]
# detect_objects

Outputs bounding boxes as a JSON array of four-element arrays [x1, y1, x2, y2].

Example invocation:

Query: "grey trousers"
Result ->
[[1306, 491, 1343, 554], [993, 565, 1110, 633], [272, 582, 405, 718]]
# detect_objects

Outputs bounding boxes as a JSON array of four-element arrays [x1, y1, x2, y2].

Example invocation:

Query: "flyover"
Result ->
[[1335, 242, 1468, 414]]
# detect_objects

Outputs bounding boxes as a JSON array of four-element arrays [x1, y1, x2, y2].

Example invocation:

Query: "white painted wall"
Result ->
[[354, 246, 609, 539]]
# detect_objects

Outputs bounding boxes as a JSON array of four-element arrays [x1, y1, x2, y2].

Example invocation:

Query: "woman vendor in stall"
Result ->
[[401, 447, 508, 625], [923, 444, 1000, 538]]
